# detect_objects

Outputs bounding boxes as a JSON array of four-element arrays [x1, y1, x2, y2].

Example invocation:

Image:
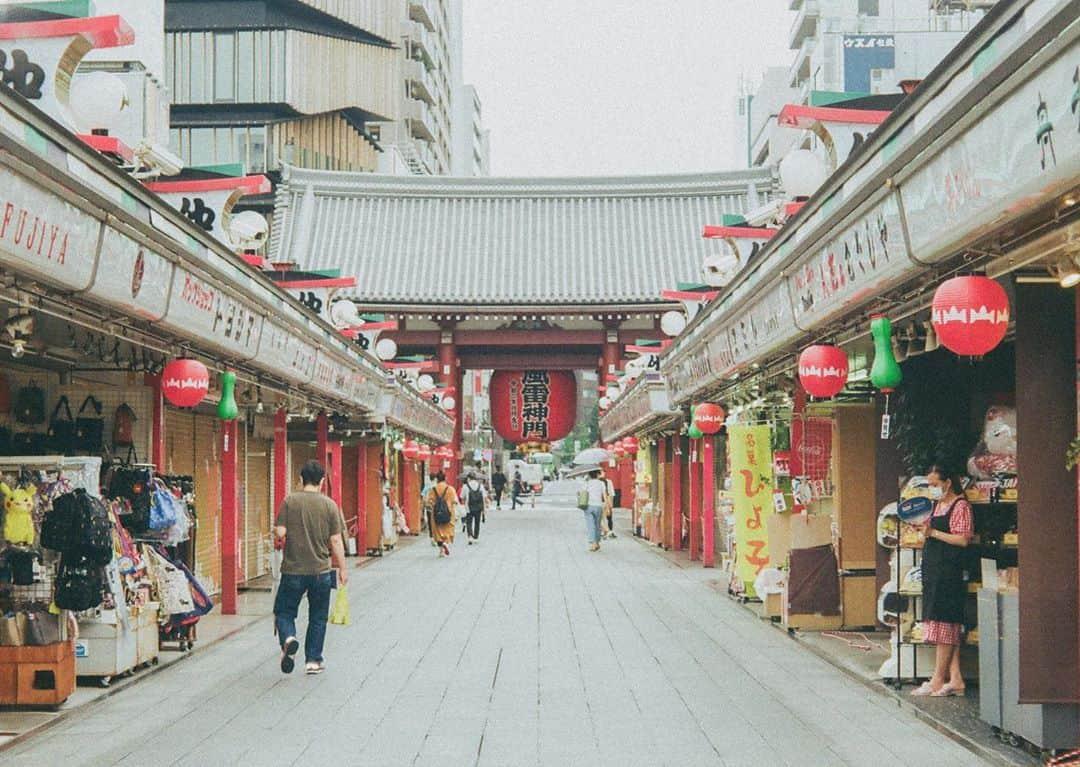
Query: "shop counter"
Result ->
[[0, 640, 76, 706]]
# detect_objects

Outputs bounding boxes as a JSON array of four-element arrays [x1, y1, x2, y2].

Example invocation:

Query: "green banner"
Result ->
[[728, 424, 775, 588]]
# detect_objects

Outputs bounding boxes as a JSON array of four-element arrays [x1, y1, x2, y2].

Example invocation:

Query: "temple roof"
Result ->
[[269, 167, 777, 308]]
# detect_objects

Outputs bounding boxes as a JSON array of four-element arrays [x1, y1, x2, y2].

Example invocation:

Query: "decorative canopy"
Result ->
[[270, 167, 777, 308]]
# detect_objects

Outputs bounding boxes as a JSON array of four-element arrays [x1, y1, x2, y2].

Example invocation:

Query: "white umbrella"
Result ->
[[573, 447, 613, 465], [565, 464, 601, 479]]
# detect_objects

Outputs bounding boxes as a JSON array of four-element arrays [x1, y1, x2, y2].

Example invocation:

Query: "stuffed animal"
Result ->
[[1, 482, 36, 546], [968, 405, 1018, 479]]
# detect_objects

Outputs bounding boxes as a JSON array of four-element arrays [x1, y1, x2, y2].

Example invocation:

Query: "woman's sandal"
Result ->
[[931, 684, 966, 697], [910, 681, 937, 696]]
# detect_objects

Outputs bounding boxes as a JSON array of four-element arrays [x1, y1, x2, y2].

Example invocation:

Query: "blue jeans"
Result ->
[[274, 572, 333, 663], [583, 506, 602, 544]]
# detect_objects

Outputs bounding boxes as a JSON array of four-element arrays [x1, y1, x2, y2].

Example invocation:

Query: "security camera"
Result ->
[[134, 141, 184, 177]]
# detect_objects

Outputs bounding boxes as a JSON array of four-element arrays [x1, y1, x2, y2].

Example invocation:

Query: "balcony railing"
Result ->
[[405, 99, 435, 142], [789, 35, 816, 87], [405, 58, 434, 105], [788, 0, 819, 49], [409, 0, 436, 32]]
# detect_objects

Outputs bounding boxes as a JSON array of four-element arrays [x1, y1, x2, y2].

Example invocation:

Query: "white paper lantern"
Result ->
[[375, 338, 398, 361], [227, 210, 269, 249], [70, 71, 128, 132], [417, 374, 435, 392], [780, 148, 828, 199], [329, 300, 360, 329], [660, 310, 687, 337], [606, 383, 622, 399], [599, 396, 612, 409], [441, 396, 456, 411]]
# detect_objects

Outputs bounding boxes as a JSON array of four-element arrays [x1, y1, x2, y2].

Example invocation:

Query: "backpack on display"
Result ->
[[47, 396, 75, 453], [433, 489, 451, 525], [14, 383, 45, 425], [74, 489, 114, 566], [113, 403, 137, 461], [74, 396, 104, 454], [108, 466, 153, 533], [467, 484, 484, 514], [54, 553, 105, 612], [40, 490, 80, 552]]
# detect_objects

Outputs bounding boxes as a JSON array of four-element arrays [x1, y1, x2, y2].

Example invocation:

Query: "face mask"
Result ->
[[928, 486, 943, 500]]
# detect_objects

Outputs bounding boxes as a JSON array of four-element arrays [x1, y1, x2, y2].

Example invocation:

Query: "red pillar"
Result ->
[[689, 438, 702, 561], [702, 436, 716, 568], [220, 419, 239, 615], [316, 412, 330, 494], [670, 436, 684, 551], [354, 443, 367, 557], [791, 385, 807, 513], [273, 408, 288, 514], [145, 374, 165, 469], [439, 329, 461, 479], [661, 437, 672, 548], [404, 460, 420, 533], [327, 442, 342, 509]]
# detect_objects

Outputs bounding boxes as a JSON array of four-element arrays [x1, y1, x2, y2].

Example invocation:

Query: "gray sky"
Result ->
[[462, 1, 794, 177]]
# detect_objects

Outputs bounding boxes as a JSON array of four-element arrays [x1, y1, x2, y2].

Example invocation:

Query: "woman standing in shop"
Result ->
[[912, 465, 974, 697]]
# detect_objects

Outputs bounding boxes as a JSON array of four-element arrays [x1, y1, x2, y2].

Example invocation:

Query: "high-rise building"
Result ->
[[377, 0, 457, 175], [164, 0, 399, 177], [452, 84, 490, 176]]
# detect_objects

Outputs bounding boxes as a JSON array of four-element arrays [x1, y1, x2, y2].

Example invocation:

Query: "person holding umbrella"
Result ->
[[582, 468, 608, 552]]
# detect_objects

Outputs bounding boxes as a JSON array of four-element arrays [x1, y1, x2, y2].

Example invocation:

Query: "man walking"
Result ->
[[273, 460, 348, 675], [491, 467, 507, 509], [460, 473, 487, 544], [511, 469, 523, 510]]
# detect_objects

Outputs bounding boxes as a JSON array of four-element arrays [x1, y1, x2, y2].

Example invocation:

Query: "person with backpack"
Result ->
[[424, 471, 458, 557], [459, 473, 488, 545], [273, 460, 348, 675]]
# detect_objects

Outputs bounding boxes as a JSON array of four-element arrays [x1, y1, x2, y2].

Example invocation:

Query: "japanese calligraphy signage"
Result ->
[[728, 424, 775, 589], [843, 35, 895, 93], [489, 370, 577, 443], [159, 267, 263, 360]]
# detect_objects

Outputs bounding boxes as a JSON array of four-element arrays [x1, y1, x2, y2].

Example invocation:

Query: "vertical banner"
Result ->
[[728, 424, 775, 588]]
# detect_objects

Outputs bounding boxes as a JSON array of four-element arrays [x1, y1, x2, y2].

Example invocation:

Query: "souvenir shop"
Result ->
[[605, 0, 1080, 753], [0, 85, 451, 707]]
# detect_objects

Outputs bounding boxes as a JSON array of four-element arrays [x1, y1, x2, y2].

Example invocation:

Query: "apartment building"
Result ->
[[452, 84, 490, 176], [164, 0, 398, 177]]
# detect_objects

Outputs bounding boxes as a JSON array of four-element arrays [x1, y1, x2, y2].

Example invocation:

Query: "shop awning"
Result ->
[[599, 373, 681, 442], [0, 88, 453, 445]]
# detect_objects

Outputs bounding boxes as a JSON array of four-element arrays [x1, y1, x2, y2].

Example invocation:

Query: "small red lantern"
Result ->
[[622, 436, 639, 454], [416, 444, 432, 462], [798, 345, 849, 399], [435, 445, 454, 460], [612, 443, 625, 458], [161, 358, 210, 408], [402, 440, 419, 461], [932, 276, 1009, 356], [694, 403, 726, 435]]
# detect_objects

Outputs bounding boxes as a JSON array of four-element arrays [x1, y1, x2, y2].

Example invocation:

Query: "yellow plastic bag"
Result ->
[[329, 585, 350, 626]]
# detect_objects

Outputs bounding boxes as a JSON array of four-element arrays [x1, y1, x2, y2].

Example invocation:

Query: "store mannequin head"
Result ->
[[927, 465, 963, 500], [300, 460, 326, 490]]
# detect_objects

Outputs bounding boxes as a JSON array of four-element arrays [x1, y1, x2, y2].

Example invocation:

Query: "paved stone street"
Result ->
[[4, 483, 990, 767]]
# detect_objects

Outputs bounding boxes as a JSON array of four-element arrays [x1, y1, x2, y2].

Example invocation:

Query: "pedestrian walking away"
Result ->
[[426, 472, 458, 557], [511, 469, 524, 510], [583, 469, 607, 552], [602, 471, 617, 539], [272, 460, 349, 676], [460, 474, 487, 544], [491, 467, 507, 509]]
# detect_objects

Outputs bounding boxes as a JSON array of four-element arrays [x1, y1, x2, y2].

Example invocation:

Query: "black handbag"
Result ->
[[41, 490, 80, 552], [74, 395, 104, 454], [108, 466, 152, 533], [14, 383, 45, 425], [54, 553, 105, 612], [12, 431, 48, 454], [47, 396, 75, 453]]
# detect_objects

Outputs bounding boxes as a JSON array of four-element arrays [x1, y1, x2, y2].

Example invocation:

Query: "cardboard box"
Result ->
[[764, 592, 783, 618], [767, 513, 792, 568], [790, 513, 833, 550], [780, 582, 843, 632]]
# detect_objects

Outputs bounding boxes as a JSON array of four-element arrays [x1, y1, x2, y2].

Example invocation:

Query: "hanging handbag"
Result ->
[[11, 431, 48, 454], [54, 553, 105, 612], [113, 402, 136, 448], [47, 396, 76, 453], [0, 614, 23, 646], [149, 481, 181, 531], [108, 466, 152, 533], [144, 547, 195, 616], [577, 489, 590, 511], [14, 383, 45, 425], [74, 395, 104, 453]]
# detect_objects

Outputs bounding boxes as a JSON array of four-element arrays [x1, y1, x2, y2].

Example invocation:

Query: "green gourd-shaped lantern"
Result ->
[[217, 370, 240, 420], [687, 405, 704, 439], [870, 315, 902, 393]]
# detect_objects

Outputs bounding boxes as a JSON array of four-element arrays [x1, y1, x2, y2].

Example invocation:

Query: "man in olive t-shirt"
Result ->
[[273, 460, 348, 675]]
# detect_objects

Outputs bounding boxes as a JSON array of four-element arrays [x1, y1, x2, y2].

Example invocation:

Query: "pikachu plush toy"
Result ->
[[1, 483, 36, 546]]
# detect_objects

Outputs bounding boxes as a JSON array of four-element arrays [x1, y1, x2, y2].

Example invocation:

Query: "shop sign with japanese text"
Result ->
[[901, 38, 1080, 264], [717, 279, 799, 370], [728, 424, 776, 589], [160, 267, 263, 360], [252, 319, 316, 385], [86, 226, 172, 321]]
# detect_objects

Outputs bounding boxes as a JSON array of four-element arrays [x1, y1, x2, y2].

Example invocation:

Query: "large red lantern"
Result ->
[[694, 403, 726, 435], [435, 445, 454, 460], [798, 345, 849, 399], [402, 440, 419, 461], [161, 358, 210, 408], [416, 444, 432, 462], [489, 370, 577, 442], [611, 443, 625, 458], [622, 436, 639, 454], [932, 276, 1009, 356]]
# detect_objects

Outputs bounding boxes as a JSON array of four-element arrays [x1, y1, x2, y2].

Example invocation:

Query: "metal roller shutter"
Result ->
[[245, 436, 271, 581], [193, 415, 221, 595]]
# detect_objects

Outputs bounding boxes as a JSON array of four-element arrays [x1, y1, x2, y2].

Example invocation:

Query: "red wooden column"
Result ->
[[327, 442, 342, 509], [439, 327, 461, 479], [316, 412, 330, 493], [220, 419, 239, 615], [354, 444, 367, 557], [656, 437, 668, 544], [689, 438, 702, 561], [790, 385, 807, 513], [273, 408, 288, 514], [403, 460, 420, 533], [145, 374, 165, 469], [702, 436, 716, 568], [670, 436, 684, 551]]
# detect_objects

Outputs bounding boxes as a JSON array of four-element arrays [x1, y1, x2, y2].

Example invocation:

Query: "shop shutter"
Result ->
[[164, 410, 195, 476], [193, 415, 221, 595], [289, 443, 317, 493], [341, 446, 359, 542], [245, 436, 271, 581]]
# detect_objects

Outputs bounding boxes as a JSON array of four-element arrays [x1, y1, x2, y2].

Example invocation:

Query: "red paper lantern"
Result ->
[[611, 443, 625, 458], [489, 371, 577, 442], [416, 444, 432, 462], [435, 445, 454, 460], [932, 276, 1009, 356], [402, 440, 419, 461], [798, 345, 849, 399], [694, 403, 726, 435], [161, 358, 210, 408], [622, 436, 639, 454]]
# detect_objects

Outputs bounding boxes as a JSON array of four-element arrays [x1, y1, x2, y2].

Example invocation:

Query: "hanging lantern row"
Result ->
[[416, 444, 432, 462], [402, 440, 420, 461], [931, 275, 1009, 357], [622, 436, 639, 454]]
